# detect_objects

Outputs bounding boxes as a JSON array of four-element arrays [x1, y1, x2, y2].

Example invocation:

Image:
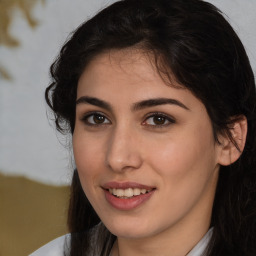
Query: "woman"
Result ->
[[30, 0, 256, 255]]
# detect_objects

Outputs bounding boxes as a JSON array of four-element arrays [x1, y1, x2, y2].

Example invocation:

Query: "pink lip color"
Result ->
[[103, 181, 154, 190], [102, 182, 156, 211]]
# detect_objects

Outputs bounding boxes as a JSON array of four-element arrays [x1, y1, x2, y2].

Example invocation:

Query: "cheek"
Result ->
[[73, 126, 104, 166], [147, 126, 217, 191], [72, 132, 104, 189], [145, 133, 218, 223]]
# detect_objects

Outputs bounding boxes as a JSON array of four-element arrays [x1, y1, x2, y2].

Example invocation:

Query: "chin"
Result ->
[[110, 228, 150, 239], [103, 217, 158, 239]]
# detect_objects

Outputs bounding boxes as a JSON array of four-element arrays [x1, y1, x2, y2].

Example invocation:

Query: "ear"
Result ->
[[217, 115, 247, 166]]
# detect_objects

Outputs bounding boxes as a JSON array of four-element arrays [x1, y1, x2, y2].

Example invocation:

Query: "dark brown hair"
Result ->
[[46, 0, 256, 255]]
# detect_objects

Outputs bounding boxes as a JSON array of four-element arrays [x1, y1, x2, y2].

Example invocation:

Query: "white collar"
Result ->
[[187, 228, 213, 256], [110, 228, 213, 256], [30, 228, 213, 256]]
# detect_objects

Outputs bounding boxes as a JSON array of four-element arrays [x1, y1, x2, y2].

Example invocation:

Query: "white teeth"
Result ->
[[141, 189, 147, 194], [124, 188, 133, 197], [109, 188, 152, 198], [114, 188, 124, 197], [133, 188, 141, 196]]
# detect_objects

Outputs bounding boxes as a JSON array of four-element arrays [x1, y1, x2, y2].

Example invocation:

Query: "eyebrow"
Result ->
[[76, 96, 112, 111], [132, 98, 189, 111], [76, 96, 189, 111]]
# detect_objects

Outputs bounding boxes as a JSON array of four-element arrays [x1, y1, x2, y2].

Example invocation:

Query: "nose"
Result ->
[[105, 126, 143, 173]]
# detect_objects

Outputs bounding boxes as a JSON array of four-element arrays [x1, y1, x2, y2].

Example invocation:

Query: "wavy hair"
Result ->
[[45, 0, 256, 255]]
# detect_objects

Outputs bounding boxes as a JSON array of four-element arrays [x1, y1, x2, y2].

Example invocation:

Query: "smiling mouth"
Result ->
[[108, 188, 154, 199]]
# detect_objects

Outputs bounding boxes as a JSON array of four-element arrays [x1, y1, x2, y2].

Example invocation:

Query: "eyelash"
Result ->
[[80, 112, 176, 128], [81, 112, 111, 126], [142, 112, 176, 127]]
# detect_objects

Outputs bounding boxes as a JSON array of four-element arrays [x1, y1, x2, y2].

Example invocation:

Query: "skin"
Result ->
[[73, 49, 227, 256]]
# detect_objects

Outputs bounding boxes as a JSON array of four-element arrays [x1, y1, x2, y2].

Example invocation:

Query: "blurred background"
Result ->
[[0, 0, 255, 255]]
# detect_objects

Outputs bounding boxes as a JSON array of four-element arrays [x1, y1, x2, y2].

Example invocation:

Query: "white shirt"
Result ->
[[30, 228, 213, 256], [29, 234, 70, 256]]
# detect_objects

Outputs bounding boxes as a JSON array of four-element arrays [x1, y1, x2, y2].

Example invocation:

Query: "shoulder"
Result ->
[[29, 234, 70, 256]]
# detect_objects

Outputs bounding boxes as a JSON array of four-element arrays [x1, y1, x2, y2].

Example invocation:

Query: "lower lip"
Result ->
[[104, 189, 155, 211]]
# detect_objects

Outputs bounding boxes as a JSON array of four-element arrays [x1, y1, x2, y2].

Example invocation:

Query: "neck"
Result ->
[[111, 168, 218, 256], [114, 225, 210, 256], [111, 179, 216, 256]]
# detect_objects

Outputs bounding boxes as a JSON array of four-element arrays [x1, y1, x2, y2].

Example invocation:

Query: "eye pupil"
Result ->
[[93, 114, 105, 124], [153, 116, 165, 125]]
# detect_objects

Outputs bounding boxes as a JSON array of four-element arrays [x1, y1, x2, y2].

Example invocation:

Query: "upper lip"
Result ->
[[102, 181, 155, 190]]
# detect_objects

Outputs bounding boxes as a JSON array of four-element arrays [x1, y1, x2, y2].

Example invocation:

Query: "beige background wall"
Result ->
[[0, 173, 69, 255]]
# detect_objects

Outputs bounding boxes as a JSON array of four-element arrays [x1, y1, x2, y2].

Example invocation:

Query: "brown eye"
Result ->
[[83, 113, 110, 125], [143, 113, 175, 127], [93, 114, 106, 124], [153, 116, 166, 125]]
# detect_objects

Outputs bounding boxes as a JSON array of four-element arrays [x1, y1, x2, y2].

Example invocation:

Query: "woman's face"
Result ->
[[73, 50, 222, 240]]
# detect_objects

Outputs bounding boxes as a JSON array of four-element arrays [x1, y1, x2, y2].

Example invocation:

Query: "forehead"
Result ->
[[82, 49, 158, 80], [78, 48, 183, 93], [77, 50, 208, 120]]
